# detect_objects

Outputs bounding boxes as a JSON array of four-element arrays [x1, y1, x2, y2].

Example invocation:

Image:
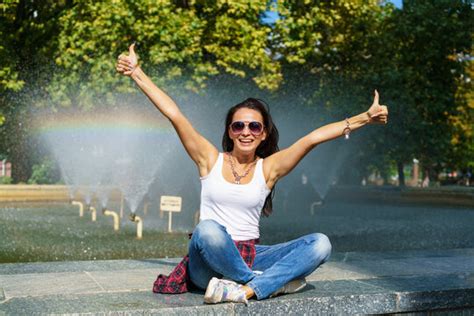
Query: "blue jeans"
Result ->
[[188, 219, 332, 300]]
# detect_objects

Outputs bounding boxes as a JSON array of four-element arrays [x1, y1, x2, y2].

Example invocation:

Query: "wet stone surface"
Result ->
[[0, 248, 473, 315], [0, 258, 181, 275]]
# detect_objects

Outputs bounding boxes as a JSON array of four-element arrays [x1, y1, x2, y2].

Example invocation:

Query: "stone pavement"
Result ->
[[1, 248, 473, 315]]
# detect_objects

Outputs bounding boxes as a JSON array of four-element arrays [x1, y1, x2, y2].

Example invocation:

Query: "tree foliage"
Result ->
[[0, 0, 74, 180], [0, 0, 472, 184], [0, 0, 24, 125], [384, 0, 472, 182], [48, 0, 281, 109], [28, 157, 61, 184]]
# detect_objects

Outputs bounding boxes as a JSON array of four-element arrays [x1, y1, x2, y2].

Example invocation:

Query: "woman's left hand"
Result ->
[[367, 90, 388, 124]]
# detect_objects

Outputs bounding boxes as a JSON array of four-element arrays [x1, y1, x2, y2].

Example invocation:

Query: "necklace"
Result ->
[[227, 152, 257, 184]]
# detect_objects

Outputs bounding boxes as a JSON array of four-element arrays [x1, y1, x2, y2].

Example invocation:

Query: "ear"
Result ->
[[261, 129, 267, 141]]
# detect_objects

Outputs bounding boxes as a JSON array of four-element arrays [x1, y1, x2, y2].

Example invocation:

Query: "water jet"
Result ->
[[120, 193, 124, 219]]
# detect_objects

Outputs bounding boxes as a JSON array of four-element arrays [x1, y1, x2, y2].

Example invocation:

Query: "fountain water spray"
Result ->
[[120, 193, 124, 219], [38, 108, 175, 237], [114, 135, 172, 238], [143, 198, 149, 216], [35, 88, 360, 237]]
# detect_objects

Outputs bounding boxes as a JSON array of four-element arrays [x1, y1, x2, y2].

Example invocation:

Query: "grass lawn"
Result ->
[[0, 203, 189, 263]]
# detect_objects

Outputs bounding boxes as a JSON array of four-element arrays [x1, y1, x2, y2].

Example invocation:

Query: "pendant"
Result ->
[[235, 180, 240, 184]]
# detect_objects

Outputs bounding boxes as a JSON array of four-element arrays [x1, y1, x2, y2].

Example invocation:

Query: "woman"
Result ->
[[116, 44, 388, 304]]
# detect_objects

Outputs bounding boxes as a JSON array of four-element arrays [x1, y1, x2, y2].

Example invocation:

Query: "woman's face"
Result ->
[[228, 108, 267, 155]]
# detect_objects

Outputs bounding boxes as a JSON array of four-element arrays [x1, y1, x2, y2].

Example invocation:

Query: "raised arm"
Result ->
[[116, 44, 218, 176], [264, 91, 388, 188]]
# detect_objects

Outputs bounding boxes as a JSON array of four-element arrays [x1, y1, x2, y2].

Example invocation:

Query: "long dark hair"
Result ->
[[222, 98, 279, 217]]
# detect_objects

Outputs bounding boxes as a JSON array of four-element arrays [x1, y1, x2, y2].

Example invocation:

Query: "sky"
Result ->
[[390, 0, 403, 9], [261, 1, 403, 26]]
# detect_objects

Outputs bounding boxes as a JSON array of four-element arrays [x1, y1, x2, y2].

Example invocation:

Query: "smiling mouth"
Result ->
[[239, 139, 253, 145]]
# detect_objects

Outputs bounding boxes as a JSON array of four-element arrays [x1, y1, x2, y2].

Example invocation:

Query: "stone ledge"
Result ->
[[0, 258, 180, 275], [0, 276, 472, 315], [1, 249, 473, 315], [328, 185, 474, 207]]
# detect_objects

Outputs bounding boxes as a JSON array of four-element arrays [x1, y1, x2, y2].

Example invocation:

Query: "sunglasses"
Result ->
[[230, 121, 264, 135]]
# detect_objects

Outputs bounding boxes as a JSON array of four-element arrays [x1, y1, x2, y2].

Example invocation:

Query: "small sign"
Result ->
[[160, 196, 182, 212]]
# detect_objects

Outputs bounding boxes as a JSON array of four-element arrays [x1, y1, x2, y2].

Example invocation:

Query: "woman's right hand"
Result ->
[[116, 43, 138, 76]]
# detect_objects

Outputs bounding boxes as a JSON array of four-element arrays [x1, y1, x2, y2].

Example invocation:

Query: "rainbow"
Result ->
[[32, 110, 174, 136]]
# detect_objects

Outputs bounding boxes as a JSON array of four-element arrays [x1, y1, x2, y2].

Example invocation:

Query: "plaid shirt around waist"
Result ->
[[153, 238, 258, 294]]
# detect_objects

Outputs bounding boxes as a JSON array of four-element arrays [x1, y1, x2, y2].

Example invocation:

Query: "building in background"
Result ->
[[0, 160, 12, 178]]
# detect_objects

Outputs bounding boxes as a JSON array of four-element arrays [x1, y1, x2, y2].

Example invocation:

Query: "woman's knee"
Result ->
[[306, 233, 332, 261], [193, 219, 227, 248]]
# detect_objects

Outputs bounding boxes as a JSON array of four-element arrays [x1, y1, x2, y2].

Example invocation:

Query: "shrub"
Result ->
[[0, 176, 12, 184], [28, 158, 60, 184]]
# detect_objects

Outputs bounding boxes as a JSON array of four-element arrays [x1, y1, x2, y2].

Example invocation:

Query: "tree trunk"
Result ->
[[8, 112, 33, 183], [380, 167, 389, 185], [397, 161, 405, 187]]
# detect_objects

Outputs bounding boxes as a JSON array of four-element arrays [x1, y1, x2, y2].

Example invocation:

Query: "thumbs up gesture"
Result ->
[[367, 90, 388, 124], [116, 43, 138, 76]]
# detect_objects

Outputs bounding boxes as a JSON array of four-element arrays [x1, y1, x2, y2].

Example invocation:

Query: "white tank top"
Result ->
[[199, 153, 271, 241]]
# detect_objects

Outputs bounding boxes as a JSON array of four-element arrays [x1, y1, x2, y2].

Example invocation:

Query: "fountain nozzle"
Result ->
[[72, 200, 84, 217], [310, 200, 324, 216], [88, 205, 97, 222], [129, 213, 143, 239], [103, 208, 120, 231]]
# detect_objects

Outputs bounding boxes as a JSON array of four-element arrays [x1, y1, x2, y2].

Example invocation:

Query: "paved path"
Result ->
[[1, 248, 473, 315]]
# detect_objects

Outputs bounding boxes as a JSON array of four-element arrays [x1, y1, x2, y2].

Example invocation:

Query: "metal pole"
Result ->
[[120, 193, 124, 219], [168, 212, 173, 233]]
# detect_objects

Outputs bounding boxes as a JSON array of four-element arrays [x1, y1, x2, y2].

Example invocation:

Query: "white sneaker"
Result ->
[[204, 277, 248, 305], [271, 278, 307, 297]]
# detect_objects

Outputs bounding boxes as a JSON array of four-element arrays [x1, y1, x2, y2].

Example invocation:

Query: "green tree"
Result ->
[[271, 0, 472, 185], [384, 0, 472, 185], [47, 0, 280, 110], [0, 0, 24, 125], [273, 1, 396, 184], [0, 0, 74, 182], [1, 0, 471, 186], [449, 59, 473, 169], [28, 157, 61, 184]]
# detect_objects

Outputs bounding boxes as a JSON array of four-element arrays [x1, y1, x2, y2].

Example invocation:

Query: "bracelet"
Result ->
[[343, 118, 351, 140]]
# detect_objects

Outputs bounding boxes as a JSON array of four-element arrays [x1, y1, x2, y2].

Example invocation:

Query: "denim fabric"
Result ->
[[188, 220, 255, 290], [188, 219, 332, 300], [248, 232, 332, 299]]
